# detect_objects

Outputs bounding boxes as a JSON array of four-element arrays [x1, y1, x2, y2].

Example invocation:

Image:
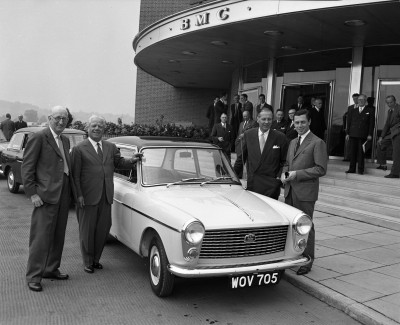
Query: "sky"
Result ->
[[0, 0, 141, 118]]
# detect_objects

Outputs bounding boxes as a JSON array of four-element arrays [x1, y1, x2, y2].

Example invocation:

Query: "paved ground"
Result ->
[[0, 178, 360, 325]]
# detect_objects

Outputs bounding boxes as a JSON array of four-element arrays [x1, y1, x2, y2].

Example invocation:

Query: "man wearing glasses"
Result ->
[[22, 106, 75, 292]]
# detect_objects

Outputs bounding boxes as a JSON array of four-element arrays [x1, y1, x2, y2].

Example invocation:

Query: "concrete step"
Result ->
[[319, 184, 400, 206], [315, 201, 400, 231], [327, 162, 394, 177], [324, 170, 400, 185], [317, 192, 400, 219]]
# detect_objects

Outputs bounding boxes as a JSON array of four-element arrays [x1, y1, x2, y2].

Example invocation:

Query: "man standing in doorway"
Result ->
[[211, 113, 233, 160], [272, 109, 289, 134], [229, 94, 243, 146], [281, 109, 328, 275], [285, 108, 298, 140], [309, 98, 327, 140], [240, 93, 253, 117], [376, 95, 400, 178], [343, 93, 359, 161], [255, 94, 273, 115]]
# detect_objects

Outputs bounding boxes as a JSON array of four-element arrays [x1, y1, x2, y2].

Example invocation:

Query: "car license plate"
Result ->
[[230, 272, 280, 289]]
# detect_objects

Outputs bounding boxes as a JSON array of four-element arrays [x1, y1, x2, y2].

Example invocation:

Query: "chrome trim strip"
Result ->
[[113, 198, 180, 233], [168, 256, 311, 278]]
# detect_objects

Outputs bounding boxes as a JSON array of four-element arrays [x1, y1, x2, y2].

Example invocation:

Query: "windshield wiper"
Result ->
[[166, 177, 206, 188], [200, 176, 236, 186]]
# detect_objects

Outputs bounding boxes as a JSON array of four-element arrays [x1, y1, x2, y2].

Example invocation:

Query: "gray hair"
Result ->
[[51, 105, 68, 116], [88, 115, 106, 125]]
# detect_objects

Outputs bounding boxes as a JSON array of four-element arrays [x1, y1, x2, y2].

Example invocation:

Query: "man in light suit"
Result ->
[[22, 106, 75, 292], [0, 113, 15, 141], [210, 113, 234, 160], [281, 109, 328, 275], [234, 109, 288, 200], [376, 95, 400, 178], [71, 116, 142, 273]]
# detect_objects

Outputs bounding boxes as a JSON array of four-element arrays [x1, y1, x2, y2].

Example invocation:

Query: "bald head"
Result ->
[[48, 105, 69, 135]]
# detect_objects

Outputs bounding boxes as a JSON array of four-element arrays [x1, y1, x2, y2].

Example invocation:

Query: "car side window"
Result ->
[[115, 146, 137, 182], [7, 133, 25, 151]]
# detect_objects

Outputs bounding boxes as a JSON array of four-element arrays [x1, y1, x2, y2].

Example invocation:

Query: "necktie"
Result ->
[[97, 142, 103, 161], [359, 107, 363, 113], [259, 133, 266, 153], [294, 136, 301, 155], [243, 121, 247, 129], [388, 109, 393, 123], [222, 123, 225, 128], [57, 136, 69, 175]]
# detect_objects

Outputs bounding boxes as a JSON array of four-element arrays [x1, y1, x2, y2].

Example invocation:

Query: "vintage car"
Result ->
[[0, 127, 86, 193], [109, 136, 312, 297]]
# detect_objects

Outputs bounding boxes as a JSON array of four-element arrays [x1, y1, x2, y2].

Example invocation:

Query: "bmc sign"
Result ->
[[181, 7, 230, 30]]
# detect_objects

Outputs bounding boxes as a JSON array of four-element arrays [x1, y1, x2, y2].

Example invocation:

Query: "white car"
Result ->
[[109, 136, 312, 297]]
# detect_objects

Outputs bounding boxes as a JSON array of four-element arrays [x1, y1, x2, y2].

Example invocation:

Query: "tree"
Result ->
[[38, 115, 47, 124], [24, 109, 38, 122]]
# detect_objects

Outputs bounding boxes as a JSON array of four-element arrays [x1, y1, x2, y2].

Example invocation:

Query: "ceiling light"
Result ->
[[211, 41, 227, 46], [281, 45, 297, 50], [169, 59, 180, 63], [298, 69, 305, 72], [221, 60, 233, 64], [263, 30, 283, 36], [182, 51, 196, 55], [348, 61, 352, 65], [344, 20, 366, 27]]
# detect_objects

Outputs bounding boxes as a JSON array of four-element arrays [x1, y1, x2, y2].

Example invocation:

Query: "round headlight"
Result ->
[[184, 221, 205, 244], [294, 214, 312, 235]]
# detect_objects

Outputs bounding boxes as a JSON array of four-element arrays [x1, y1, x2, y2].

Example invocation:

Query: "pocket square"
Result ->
[[273, 145, 280, 149], [366, 113, 370, 115]]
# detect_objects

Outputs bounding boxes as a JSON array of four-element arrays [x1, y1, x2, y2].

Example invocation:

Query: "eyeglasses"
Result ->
[[51, 116, 68, 122]]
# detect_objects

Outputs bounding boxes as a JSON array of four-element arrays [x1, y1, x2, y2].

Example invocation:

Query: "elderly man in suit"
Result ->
[[271, 109, 289, 134], [15, 114, 28, 130], [21, 106, 75, 292], [255, 94, 273, 115], [0, 113, 15, 141], [346, 94, 375, 175], [234, 109, 288, 199], [210, 113, 234, 160], [281, 109, 328, 275], [240, 93, 253, 117], [290, 95, 306, 111], [285, 108, 298, 140], [376, 95, 400, 178], [309, 98, 327, 140], [71, 116, 142, 273]]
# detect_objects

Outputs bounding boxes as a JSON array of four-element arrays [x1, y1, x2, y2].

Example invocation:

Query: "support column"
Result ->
[[266, 58, 276, 108], [348, 47, 363, 105]]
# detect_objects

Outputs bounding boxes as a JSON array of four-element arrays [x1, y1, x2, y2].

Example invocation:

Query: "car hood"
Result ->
[[148, 185, 290, 229]]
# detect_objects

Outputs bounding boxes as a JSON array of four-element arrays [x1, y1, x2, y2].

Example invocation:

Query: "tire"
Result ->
[[7, 168, 20, 193], [149, 236, 175, 297]]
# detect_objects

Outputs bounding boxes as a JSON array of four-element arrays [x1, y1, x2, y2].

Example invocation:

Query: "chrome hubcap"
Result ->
[[150, 246, 161, 285], [8, 172, 14, 188]]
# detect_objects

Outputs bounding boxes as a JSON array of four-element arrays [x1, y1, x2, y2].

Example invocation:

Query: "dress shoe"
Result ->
[[92, 262, 103, 269], [43, 272, 69, 280], [385, 174, 400, 178], [296, 266, 311, 276], [28, 282, 42, 292], [358, 171, 364, 175], [345, 170, 355, 174], [376, 165, 388, 171], [342, 159, 350, 162], [84, 265, 94, 274]]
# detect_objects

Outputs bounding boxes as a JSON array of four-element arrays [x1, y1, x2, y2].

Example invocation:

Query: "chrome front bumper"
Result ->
[[168, 256, 310, 278]]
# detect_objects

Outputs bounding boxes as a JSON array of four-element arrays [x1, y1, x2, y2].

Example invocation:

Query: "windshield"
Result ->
[[140, 147, 240, 186]]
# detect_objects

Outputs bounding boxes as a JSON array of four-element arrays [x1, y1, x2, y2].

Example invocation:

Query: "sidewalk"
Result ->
[[284, 210, 400, 325]]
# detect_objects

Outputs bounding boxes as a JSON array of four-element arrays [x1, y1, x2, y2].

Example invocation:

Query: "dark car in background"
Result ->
[[0, 127, 86, 193]]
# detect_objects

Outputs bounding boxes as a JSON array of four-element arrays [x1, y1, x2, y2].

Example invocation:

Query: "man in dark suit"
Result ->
[[271, 109, 289, 134], [346, 94, 375, 175], [206, 96, 219, 130], [234, 109, 288, 200], [21, 106, 75, 292], [240, 93, 253, 117], [229, 94, 243, 145], [290, 95, 306, 111], [15, 114, 28, 130], [213, 92, 228, 125], [343, 93, 359, 161], [309, 98, 327, 140], [376, 95, 400, 178], [210, 113, 234, 160], [285, 108, 298, 140], [255, 94, 273, 115], [0, 113, 15, 141], [71, 116, 142, 274], [281, 109, 328, 275]]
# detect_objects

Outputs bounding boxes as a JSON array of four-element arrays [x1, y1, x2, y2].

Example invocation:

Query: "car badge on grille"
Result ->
[[244, 234, 256, 243]]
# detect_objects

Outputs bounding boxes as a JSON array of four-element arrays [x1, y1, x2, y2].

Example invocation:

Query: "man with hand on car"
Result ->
[[71, 115, 142, 274]]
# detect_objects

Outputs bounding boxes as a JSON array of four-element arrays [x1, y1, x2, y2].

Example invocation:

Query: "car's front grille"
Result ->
[[199, 226, 288, 259]]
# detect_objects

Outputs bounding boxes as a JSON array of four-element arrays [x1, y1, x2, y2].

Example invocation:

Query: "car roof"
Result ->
[[107, 136, 217, 149], [15, 127, 86, 135]]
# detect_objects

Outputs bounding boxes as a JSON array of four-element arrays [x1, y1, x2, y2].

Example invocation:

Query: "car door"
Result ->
[[2, 132, 26, 183]]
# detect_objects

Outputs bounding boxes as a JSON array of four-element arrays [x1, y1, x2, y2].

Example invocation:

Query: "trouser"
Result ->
[[349, 137, 367, 172], [344, 136, 350, 160], [77, 188, 111, 266], [285, 188, 316, 265], [26, 174, 70, 283], [376, 135, 400, 176]]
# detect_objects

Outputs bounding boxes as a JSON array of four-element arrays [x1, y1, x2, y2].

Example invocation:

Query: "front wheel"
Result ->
[[7, 168, 20, 193], [149, 237, 175, 297]]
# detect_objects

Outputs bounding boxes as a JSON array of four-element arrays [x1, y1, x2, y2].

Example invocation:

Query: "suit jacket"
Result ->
[[283, 132, 328, 202], [234, 128, 288, 199], [308, 106, 327, 140], [242, 101, 253, 117], [210, 123, 233, 155], [15, 120, 28, 130], [256, 103, 273, 115], [271, 119, 289, 134], [71, 139, 133, 206], [381, 103, 400, 139], [214, 100, 228, 124], [291, 103, 308, 111], [285, 122, 298, 140], [346, 105, 375, 139], [234, 119, 258, 155], [21, 127, 75, 204], [206, 103, 215, 129], [230, 102, 243, 134], [0, 118, 15, 141]]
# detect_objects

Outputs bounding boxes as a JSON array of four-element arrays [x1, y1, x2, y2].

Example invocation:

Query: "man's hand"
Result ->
[[77, 196, 85, 209], [280, 172, 287, 184], [345, 134, 349, 141], [132, 153, 143, 163], [377, 137, 382, 145], [285, 171, 297, 182], [218, 137, 224, 142], [30, 194, 43, 208]]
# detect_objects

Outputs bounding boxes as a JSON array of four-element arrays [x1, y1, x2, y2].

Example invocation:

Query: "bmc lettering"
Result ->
[[180, 7, 230, 30]]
